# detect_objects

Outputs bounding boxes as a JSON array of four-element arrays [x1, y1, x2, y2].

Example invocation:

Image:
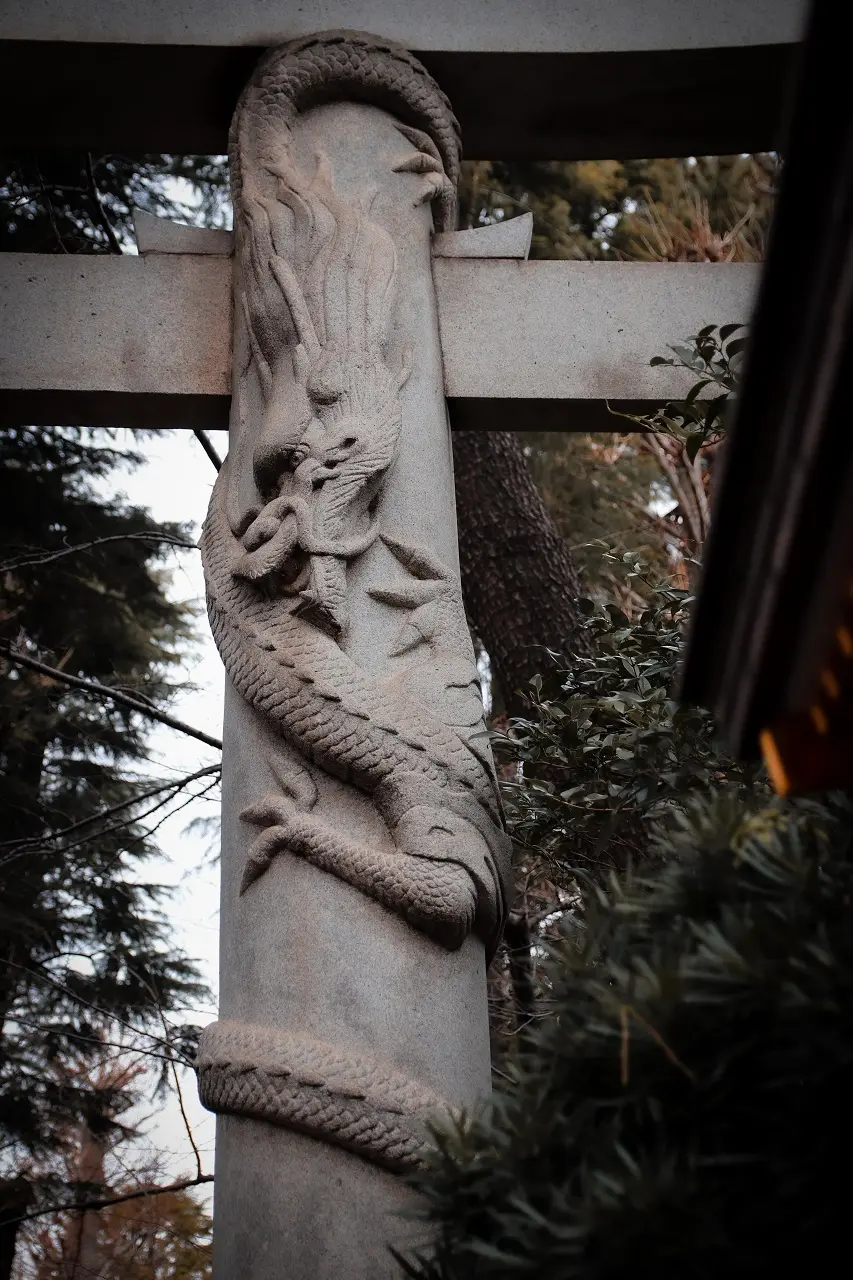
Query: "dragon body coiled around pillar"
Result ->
[[229, 30, 461, 231], [202, 30, 510, 958], [198, 29, 510, 1174]]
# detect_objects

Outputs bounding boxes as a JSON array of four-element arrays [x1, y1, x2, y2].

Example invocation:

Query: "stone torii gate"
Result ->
[[0, 4, 803, 1277]]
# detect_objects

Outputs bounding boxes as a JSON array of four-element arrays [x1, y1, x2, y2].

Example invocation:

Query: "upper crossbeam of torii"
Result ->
[[1, 0, 803, 157], [0, 4, 807, 1278]]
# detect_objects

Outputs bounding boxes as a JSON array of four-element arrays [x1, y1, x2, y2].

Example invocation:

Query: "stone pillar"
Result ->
[[196, 33, 510, 1279]]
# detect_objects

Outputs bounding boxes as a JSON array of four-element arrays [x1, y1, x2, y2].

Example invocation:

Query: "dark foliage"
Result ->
[[0, 426, 208, 1170], [499, 574, 764, 873], [1, 153, 228, 255], [403, 793, 853, 1278]]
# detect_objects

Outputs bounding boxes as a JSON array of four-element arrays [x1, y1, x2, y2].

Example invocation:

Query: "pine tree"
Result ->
[[403, 791, 853, 1279], [9, 1055, 213, 1279], [0, 426, 211, 1270], [83, 1185, 212, 1279], [24, 1163, 213, 1279], [458, 155, 778, 263]]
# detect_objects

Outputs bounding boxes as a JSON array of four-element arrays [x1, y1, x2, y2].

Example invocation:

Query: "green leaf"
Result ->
[[704, 393, 728, 432], [685, 378, 712, 406], [686, 433, 704, 464], [719, 322, 744, 341]]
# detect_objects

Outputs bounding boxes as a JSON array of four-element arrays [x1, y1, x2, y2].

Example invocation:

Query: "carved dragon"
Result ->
[[197, 1021, 444, 1173], [197, 30, 511, 1172], [201, 32, 510, 960]]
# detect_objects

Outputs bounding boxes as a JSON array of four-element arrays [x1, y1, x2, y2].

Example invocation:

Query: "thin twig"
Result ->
[[36, 162, 69, 253], [0, 765, 220, 856], [86, 152, 123, 254], [4, 1175, 215, 1229], [0, 645, 222, 751], [641, 433, 706, 553], [620, 1005, 630, 1086], [0, 532, 196, 575], [9, 1018, 193, 1069], [192, 429, 223, 472], [619, 1003, 695, 1084], [2, 960, 197, 1067], [132, 777, 220, 851], [0, 771, 220, 871], [137, 970, 205, 1182]]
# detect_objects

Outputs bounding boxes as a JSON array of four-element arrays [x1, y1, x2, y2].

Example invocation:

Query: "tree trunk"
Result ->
[[0, 706, 52, 1280], [0, 1179, 31, 1280], [453, 429, 589, 715], [61, 1126, 108, 1280]]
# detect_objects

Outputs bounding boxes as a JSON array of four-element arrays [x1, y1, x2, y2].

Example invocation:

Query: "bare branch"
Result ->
[[503, 909, 536, 1036], [127, 962, 206, 1183], [36, 162, 69, 253], [2, 960, 198, 1067], [5, 1175, 215, 1229], [170, 1050, 205, 1182], [0, 765, 220, 856], [0, 645, 223, 751], [192, 429, 223, 472], [0, 532, 196, 575], [9, 1018, 195, 1070], [0, 766, 221, 873], [640, 433, 707, 553], [86, 152, 123, 254]]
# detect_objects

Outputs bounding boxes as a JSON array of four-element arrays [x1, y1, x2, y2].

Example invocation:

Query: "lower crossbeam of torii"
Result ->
[[0, 31, 758, 1279]]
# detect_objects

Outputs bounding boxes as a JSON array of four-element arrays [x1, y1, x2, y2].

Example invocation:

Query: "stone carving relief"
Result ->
[[198, 32, 510, 1167], [198, 1020, 444, 1173]]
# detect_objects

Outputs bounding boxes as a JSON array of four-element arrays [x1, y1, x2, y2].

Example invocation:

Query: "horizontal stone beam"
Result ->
[[434, 260, 757, 400], [0, 253, 759, 431], [0, 1, 805, 53], [131, 210, 536, 260], [0, 1, 805, 157], [0, 253, 231, 398]]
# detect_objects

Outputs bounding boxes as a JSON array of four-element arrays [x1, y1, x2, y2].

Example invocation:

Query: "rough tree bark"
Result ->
[[59, 1123, 108, 1280], [453, 429, 590, 716], [453, 430, 590, 1060], [0, 1180, 31, 1280]]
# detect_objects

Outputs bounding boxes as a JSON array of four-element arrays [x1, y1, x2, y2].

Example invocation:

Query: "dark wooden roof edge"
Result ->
[[680, 0, 853, 755]]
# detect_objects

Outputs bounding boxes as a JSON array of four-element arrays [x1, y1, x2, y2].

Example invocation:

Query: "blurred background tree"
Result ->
[[0, 153, 221, 1278], [14, 1054, 212, 1280], [454, 154, 778, 716]]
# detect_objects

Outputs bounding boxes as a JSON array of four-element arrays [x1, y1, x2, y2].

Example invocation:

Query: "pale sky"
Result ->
[[95, 183, 225, 1206], [109, 428, 225, 1200]]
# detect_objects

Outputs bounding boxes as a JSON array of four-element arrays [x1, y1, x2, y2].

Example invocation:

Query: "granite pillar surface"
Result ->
[[196, 34, 509, 1278]]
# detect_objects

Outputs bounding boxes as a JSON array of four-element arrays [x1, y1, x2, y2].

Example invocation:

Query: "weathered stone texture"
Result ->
[[0, 255, 759, 410], [197, 36, 507, 1278]]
